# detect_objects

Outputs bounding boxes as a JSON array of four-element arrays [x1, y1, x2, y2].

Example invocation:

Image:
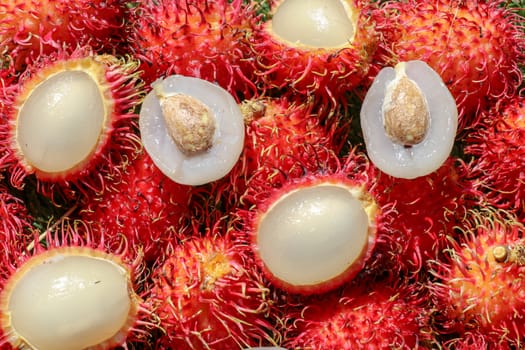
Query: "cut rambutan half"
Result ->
[[429, 208, 525, 346], [377, 0, 524, 131], [236, 149, 392, 295], [79, 150, 192, 263], [0, 221, 153, 350], [0, 0, 128, 70], [128, 0, 259, 98], [282, 278, 432, 349], [465, 95, 525, 220], [1, 47, 143, 200], [147, 223, 279, 349], [248, 0, 380, 107]]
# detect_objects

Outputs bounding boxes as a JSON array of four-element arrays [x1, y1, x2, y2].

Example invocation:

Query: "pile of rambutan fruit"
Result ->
[[0, 0, 524, 349]]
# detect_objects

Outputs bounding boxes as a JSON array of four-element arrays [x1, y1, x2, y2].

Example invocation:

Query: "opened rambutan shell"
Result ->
[[0, 47, 143, 201], [128, 0, 259, 98], [0, 0, 129, 70], [465, 95, 525, 219], [429, 208, 525, 346], [0, 221, 153, 350], [248, 0, 380, 107], [376, 0, 524, 131], [147, 224, 279, 349], [79, 150, 192, 263]]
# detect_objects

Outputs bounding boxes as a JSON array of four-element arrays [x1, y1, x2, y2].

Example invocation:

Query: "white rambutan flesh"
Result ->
[[16, 70, 105, 173], [256, 183, 376, 290], [271, 0, 356, 48], [1, 249, 135, 350], [139, 75, 245, 186], [360, 60, 458, 179]]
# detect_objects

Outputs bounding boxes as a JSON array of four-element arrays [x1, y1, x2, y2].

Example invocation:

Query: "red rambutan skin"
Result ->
[[128, 0, 259, 99], [79, 150, 192, 263], [465, 95, 525, 220], [248, 0, 380, 108], [0, 183, 33, 258], [282, 279, 432, 350], [147, 224, 279, 350], [369, 157, 478, 277], [0, 47, 143, 202], [0, 0, 128, 70], [376, 0, 524, 132], [429, 209, 525, 346]]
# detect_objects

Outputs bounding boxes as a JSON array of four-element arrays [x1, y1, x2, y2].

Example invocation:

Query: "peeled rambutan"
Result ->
[[79, 149, 192, 263], [282, 278, 432, 349], [236, 149, 393, 295], [465, 95, 525, 220], [429, 208, 525, 347], [0, 0, 128, 70], [0, 220, 153, 350], [147, 223, 279, 349], [377, 0, 524, 131], [247, 0, 380, 107], [128, 0, 259, 98], [1, 47, 143, 201]]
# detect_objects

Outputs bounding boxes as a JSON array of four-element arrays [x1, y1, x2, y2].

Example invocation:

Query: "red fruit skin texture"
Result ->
[[377, 0, 524, 132], [80, 151, 192, 263], [0, 0, 128, 70], [465, 96, 525, 220], [128, 0, 259, 99], [148, 231, 278, 350]]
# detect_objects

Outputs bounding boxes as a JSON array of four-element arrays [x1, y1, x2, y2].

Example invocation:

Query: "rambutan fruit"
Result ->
[[247, 0, 380, 107], [360, 60, 458, 179], [236, 149, 393, 295], [377, 0, 524, 131], [369, 156, 477, 277], [0, 220, 153, 350], [429, 208, 525, 347], [282, 278, 432, 349], [0, 183, 33, 249], [128, 0, 259, 98], [79, 149, 192, 263], [464, 95, 525, 220], [0, 0, 128, 70], [1, 47, 143, 201], [147, 223, 279, 349], [139, 74, 245, 186]]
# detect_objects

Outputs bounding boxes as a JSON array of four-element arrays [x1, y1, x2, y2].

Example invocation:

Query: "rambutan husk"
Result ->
[[247, 0, 380, 108], [79, 149, 193, 263], [0, 183, 34, 252], [368, 157, 478, 278], [281, 278, 433, 349], [1, 46, 143, 202], [235, 148, 394, 295], [464, 95, 525, 220], [0, 0, 129, 70], [375, 0, 524, 132], [428, 208, 525, 347], [128, 0, 259, 99], [146, 220, 280, 350], [0, 219, 155, 350]]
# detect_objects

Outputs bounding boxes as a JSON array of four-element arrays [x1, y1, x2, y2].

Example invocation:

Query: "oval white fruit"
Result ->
[[360, 60, 458, 179], [139, 75, 245, 186]]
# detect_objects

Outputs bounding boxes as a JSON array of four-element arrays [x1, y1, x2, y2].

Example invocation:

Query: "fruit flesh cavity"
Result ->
[[16, 70, 105, 173], [360, 60, 458, 179], [271, 0, 356, 48], [5, 253, 131, 350], [257, 184, 371, 287]]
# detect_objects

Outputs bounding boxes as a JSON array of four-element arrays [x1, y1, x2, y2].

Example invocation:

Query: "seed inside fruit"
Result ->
[[383, 73, 429, 146], [271, 0, 355, 48], [16, 70, 105, 173], [256, 184, 373, 287], [4, 251, 132, 350], [360, 60, 458, 179], [155, 89, 216, 155]]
